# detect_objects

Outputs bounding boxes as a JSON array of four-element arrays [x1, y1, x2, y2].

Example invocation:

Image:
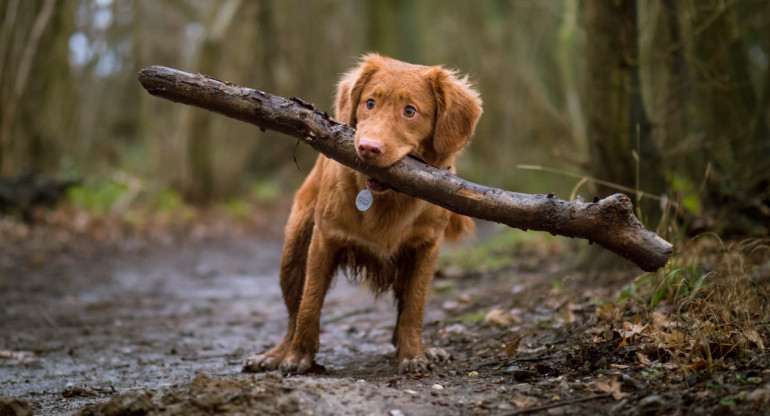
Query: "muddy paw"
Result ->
[[398, 356, 435, 374], [278, 352, 315, 374], [242, 354, 281, 373], [424, 347, 451, 363], [397, 348, 450, 373]]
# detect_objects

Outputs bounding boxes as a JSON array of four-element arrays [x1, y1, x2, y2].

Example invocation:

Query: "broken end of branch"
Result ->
[[599, 194, 673, 272]]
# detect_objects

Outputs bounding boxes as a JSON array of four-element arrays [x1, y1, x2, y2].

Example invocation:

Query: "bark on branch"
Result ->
[[137, 65, 673, 271]]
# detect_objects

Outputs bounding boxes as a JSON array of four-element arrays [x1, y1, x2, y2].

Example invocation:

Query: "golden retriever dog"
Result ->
[[243, 54, 482, 374]]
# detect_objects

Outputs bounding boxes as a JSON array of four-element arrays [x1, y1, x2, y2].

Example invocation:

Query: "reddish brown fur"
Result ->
[[244, 54, 482, 374]]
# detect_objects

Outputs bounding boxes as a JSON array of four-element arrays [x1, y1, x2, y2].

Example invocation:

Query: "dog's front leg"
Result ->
[[393, 242, 449, 373], [279, 228, 338, 374]]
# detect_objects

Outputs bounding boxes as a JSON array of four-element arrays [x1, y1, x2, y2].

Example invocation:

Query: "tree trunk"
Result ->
[[184, 0, 242, 203], [585, 0, 664, 226], [682, 0, 770, 235], [0, 0, 74, 176], [137, 65, 673, 272]]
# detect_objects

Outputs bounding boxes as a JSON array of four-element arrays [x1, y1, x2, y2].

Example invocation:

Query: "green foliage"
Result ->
[[67, 181, 131, 214], [223, 198, 251, 220], [450, 310, 487, 324], [641, 369, 664, 379], [432, 280, 456, 293], [665, 172, 701, 215], [150, 188, 196, 222], [250, 180, 279, 202], [153, 189, 184, 213], [619, 254, 706, 307], [66, 177, 201, 225], [719, 394, 740, 407], [440, 228, 566, 271]]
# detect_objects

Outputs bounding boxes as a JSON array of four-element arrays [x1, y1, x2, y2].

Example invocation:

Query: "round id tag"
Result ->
[[355, 189, 373, 211]]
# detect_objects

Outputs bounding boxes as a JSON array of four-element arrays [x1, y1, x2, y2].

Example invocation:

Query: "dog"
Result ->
[[243, 54, 482, 374]]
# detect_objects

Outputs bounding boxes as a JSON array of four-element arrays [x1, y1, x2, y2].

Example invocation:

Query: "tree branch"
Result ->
[[137, 65, 672, 271]]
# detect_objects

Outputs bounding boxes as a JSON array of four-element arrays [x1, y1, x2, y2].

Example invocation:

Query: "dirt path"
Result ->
[[2, 234, 407, 414], [2, 225, 769, 415]]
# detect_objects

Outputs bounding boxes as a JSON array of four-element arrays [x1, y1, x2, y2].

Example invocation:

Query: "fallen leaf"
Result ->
[[743, 328, 765, 350], [687, 359, 709, 372], [595, 377, 628, 400], [651, 312, 681, 328], [590, 326, 607, 336], [62, 386, 99, 398], [510, 370, 538, 382], [596, 303, 621, 321], [663, 362, 679, 371], [533, 363, 553, 375], [511, 393, 537, 408], [662, 330, 686, 346], [497, 339, 520, 357], [438, 323, 466, 339], [618, 321, 649, 339], [746, 386, 770, 409], [636, 352, 651, 366], [485, 309, 514, 326], [518, 345, 548, 354]]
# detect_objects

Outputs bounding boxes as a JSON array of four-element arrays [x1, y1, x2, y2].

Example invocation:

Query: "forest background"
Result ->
[[1, 0, 769, 241]]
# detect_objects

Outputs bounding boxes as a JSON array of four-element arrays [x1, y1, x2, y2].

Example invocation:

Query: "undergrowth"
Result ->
[[439, 226, 571, 273], [440, 226, 769, 373], [0, 175, 290, 243], [617, 235, 770, 370]]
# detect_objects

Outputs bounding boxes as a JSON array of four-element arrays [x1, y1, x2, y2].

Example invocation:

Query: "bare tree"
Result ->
[[0, 0, 74, 176], [585, 0, 665, 226], [680, 0, 770, 234]]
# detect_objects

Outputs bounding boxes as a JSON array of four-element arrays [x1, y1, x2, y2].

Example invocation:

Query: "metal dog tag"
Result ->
[[355, 189, 373, 211]]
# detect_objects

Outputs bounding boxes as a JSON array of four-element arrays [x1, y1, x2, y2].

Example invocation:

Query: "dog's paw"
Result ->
[[242, 354, 281, 373], [424, 347, 451, 363], [278, 352, 315, 374], [398, 356, 434, 374], [397, 348, 450, 374]]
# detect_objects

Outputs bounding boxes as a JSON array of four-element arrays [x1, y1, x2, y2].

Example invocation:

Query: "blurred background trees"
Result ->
[[1, 0, 768, 238]]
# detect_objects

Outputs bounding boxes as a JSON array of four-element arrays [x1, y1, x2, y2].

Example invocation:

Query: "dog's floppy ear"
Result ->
[[431, 68, 482, 155], [335, 54, 383, 128]]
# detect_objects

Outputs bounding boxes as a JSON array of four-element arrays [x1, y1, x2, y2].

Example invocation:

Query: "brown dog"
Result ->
[[243, 54, 482, 374]]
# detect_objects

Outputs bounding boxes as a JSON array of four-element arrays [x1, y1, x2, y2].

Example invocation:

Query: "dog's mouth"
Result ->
[[365, 177, 389, 192]]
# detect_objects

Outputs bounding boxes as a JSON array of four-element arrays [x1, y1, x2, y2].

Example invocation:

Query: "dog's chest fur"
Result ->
[[315, 166, 447, 294]]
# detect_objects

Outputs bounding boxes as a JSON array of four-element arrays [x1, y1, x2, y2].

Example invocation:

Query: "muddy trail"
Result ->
[[2, 220, 769, 415]]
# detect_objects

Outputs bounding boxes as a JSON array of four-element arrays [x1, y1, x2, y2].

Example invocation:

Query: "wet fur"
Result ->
[[244, 54, 482, 374]]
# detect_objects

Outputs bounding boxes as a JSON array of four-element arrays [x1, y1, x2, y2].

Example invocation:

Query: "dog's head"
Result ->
[[335, 54, 482, 192]]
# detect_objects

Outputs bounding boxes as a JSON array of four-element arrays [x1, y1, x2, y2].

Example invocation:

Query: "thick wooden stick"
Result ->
[[137, 66, 672, 271]]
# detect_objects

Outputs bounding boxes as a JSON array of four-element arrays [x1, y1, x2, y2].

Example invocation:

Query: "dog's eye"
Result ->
[[403, 106, 417, 119], [365, 99, 375, 110]]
